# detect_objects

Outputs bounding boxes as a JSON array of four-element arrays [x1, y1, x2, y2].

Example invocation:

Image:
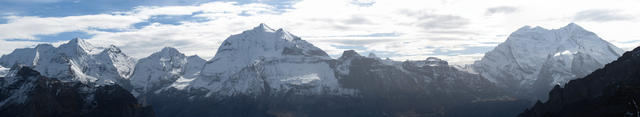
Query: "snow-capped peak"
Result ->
[[57, 38, 102, 55], [562, 22, 582, 30], [425, 57, 448, 66], [190, 24, 348, 96], [102, 45, 123, 53], [201, 23, 329, 77], [253, 23, 276, 33], [473, 23, 624, 98], [129, 47, 205, 96]]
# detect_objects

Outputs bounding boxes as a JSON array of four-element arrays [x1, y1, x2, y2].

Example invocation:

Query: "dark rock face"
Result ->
[[519, 47, 640, 117], [335, 52, 530, 117], [0, 67, 155, 117]]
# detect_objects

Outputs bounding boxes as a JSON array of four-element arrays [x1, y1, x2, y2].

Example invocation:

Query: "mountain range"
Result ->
[[0, 23, 629, 117]]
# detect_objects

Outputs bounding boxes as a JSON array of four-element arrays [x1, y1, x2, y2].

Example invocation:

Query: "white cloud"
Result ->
[[0, 15, 144, 40], [486, 6, 518, 15], [574, 9, 634, 22], [1, 0, 640, 65]]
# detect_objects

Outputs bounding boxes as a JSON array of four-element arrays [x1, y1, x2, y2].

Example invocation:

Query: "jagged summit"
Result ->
[[239, 23, 301, 42], [155, 47, 182, 56], [253, 23, 276, 32], [339, 50, 362, 60], [425, 57, 448, 66], [189, 24, 345, 96], [102, 45, 123, 53], [367, 52, 378, 58], [58, 38, 102, 55], [129, 46, 205, 97], [513, 23, 587, 35], [563, 22, 580, 28]]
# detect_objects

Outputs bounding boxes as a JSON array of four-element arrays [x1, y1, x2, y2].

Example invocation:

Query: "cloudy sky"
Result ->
[[0, 0, 639, 65]]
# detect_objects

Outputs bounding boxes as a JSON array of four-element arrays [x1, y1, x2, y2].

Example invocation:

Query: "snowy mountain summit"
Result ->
[[129, 47, 205, 97], [201, 23, 330, 77], [473, 23, 624, 99], [0, 38, 136, 87], [167, 23, 346, 96]]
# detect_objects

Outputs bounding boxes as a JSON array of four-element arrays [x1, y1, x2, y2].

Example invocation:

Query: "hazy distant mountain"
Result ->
[[0, 66, 154, 117], [519, 46, 640, 117], [473, 23, 623, 100]]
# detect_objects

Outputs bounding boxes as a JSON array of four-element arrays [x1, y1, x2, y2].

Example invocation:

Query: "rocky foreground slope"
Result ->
[[519, 46, 640, 117], [0, 66, 154, 117]]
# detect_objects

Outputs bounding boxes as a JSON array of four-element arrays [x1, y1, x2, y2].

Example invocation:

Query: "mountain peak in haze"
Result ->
[[562, 22, 582, 30], [474, 23, 624, 100], [339, 50, 362, 60]]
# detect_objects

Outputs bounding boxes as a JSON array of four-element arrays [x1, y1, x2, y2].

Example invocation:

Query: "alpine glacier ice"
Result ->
[[0, 66, 7, 77]]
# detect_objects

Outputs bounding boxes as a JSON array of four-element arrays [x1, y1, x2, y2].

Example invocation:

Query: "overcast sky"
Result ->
[[0, 0, 639, 65]]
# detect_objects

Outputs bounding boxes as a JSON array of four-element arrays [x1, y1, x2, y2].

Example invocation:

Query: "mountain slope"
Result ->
[[519, 46, 640, 117], [473, 23, 623, 100], [0, 66, 154, 117], [0, 38, 136, 87]]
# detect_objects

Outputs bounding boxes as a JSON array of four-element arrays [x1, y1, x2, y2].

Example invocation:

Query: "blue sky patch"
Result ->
[[0, 0, 297, 17], [6, 31, 94, 42]]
